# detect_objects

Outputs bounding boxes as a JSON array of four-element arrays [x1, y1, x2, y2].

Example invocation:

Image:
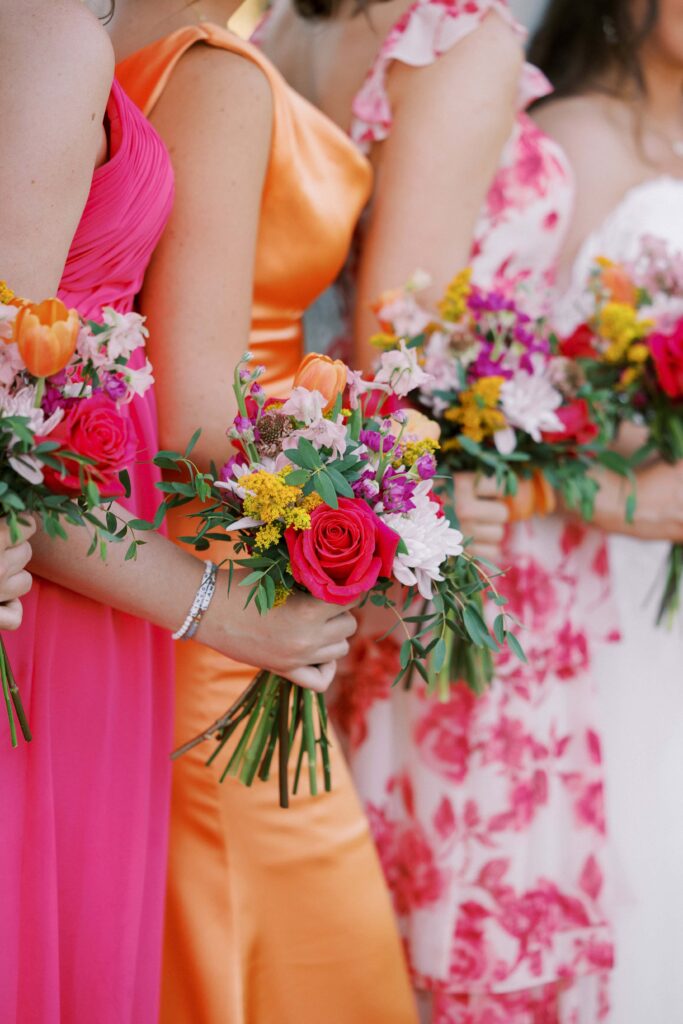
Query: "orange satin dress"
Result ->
[[117, 26, 418, 1024]]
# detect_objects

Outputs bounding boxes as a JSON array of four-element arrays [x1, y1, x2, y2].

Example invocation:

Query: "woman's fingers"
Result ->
[[0, 570, 33, 603], [460, 522, 506, 545], [288, 660, 338, 692], [0, 516, 37, 549], [1, 540, 33, 578], [0, 599, 24, 631]]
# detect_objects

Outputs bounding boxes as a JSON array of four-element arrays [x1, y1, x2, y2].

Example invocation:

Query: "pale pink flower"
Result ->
[[122, 358, 154, 401], [281, 386, 327, 424], [0, 303, 18, 344], [101, 308, 148, 361], [375, 340, 433, 398], [0, 339, 25, 388], [289, 415, 348, 459]]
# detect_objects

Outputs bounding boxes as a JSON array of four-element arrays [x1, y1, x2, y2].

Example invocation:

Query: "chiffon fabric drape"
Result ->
[[117, 26, 418, 1024], [0, 81, 175, 1022], [328, 1, 615, 1020]]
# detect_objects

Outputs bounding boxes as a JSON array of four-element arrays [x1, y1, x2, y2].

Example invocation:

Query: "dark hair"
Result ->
[[528, 0, 660, 99], [293, 0, 382, 22]]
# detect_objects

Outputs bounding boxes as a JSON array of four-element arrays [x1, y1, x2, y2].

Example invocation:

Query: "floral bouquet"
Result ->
[[153, 351, 522, 808], [371, 270, 624, 521], [0, 280, 153, 745], [559, 241, 683, 623]]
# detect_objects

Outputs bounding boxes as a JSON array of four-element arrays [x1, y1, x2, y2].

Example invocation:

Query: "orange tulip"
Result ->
[[293, 353, 347, 413], [13, 298, 79, 378], [599, 262, 637, 306], [506, 471, 556, 522]]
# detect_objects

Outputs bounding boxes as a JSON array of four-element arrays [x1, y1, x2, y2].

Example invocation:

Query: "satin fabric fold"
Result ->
[[118, 27, 418, 1024]]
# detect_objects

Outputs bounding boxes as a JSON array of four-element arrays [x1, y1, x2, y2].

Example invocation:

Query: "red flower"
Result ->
[[284, 497, 399, 604], [541, 399, 598, 445], [560, 323, 599, 359], [43, 394, 137, 497], [649, 318, 683, 398]]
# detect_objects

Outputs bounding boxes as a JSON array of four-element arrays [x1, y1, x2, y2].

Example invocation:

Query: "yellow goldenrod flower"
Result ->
[[241, 470, 303, 524], [444, 375, 506, 442], [282, 506, 312, 531], [599, 302, 652, 362], [254, 523, 282, 551], [397, 438, 440, 469], [438, 268, 472, 323], [619, 366, 643, 389], [627, 342, 650, 364], [0, 281, 16, 305], [301, 493, 324, 512], [273, 583, 292, 607], [370, 331, 400, 350]]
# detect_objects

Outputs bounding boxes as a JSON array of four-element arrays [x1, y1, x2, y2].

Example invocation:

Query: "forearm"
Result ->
[[570, 465, 683, 542], [30, 505, 203, 634]]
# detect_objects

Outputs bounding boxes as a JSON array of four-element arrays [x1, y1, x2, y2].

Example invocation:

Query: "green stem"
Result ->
[[172, 670, 267, 760], [5, 650, 31, 742], [302, 689, 318, 797], [316, 693, 332, 793], [278, 679, 292, 809], [240, 676, 280, 786], [219, 689, 266, 782], [0, 641, 17, 748]]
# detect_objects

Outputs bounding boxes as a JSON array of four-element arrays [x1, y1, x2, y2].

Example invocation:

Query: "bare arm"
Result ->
[[354, 12, 522, 554], [354, 11, 523, 368], [579, 463, 683, 542], [0, 0, 114, 297], [140, 45, 272, 469]]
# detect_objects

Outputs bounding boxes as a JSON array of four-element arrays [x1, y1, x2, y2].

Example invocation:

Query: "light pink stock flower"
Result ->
[[281, 386, 327, 424], [375, 340, 433, 398]]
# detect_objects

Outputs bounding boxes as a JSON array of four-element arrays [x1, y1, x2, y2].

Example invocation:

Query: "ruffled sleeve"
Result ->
[[350, 0, 551, 151]]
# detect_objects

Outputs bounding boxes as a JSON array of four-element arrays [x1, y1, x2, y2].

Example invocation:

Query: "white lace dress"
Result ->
[[556, 175, 683, 1024]]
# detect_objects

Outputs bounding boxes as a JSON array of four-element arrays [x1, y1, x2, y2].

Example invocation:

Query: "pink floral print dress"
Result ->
[[334, 2, 617, 1020]]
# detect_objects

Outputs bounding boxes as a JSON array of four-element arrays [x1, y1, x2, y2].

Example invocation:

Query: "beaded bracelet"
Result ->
[[172, 561, 218, 642]]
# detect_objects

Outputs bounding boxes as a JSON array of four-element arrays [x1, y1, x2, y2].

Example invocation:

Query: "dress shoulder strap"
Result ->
[[117, 24, 284, 118], [350, 0, 550, 153]]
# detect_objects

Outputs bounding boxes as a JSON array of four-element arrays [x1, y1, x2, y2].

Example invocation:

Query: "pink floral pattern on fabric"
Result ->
[[350, 0, 573, 312], [334, 516, 616, 1018]]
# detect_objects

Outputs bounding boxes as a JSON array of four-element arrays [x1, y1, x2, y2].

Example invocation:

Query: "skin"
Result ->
[[534, 0, 683, 542], [0, 0, 113, 627], [3, 0, 355, 687], [261, 1, 522, 560]]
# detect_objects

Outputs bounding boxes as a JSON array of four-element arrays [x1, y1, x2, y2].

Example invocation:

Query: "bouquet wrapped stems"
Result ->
[[657, 543, 683, 627], [0, 638, 31, 747], [172, 670, 331, 809]]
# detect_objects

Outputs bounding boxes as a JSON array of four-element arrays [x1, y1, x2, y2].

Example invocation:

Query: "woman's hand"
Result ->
[[0, 517, 36, 630], [453, 472, 510, 561], [589, 461, 683, 542], [202, 583, 358, 693]]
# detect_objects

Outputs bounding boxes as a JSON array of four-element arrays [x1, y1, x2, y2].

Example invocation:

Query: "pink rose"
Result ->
[[649, 318, 683, 398], [284, 497, 399, 605], [44, 393, 137, 496], [541, 398, 599, 445]]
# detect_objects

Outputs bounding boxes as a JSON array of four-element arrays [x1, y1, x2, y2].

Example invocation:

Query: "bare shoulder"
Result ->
[[533, 95, 629, 168], [0, 0, 114, 90], [391, 7, 523, 106], [159, 41, 274, 134]]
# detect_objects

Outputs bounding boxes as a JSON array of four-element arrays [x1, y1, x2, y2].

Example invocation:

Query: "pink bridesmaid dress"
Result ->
[[0, 81, 174, 1022]]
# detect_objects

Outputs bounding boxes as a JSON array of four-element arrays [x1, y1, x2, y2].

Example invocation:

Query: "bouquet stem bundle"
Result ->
[[173, 671, 330, 808]]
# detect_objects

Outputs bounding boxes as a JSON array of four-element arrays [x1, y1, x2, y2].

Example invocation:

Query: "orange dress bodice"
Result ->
[[119, 23, 370, 393], [118, 27, 417, 1024]]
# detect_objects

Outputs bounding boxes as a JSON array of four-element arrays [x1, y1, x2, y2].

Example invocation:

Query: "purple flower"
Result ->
[[380, 466, 416, 513], [360, 428, 394, 453], [104, 373, 128, 402], [415, 453, 437, 480], [220, 454, 247, 482], [233, 415, 253, 433], [352, 467, 380, 504]]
